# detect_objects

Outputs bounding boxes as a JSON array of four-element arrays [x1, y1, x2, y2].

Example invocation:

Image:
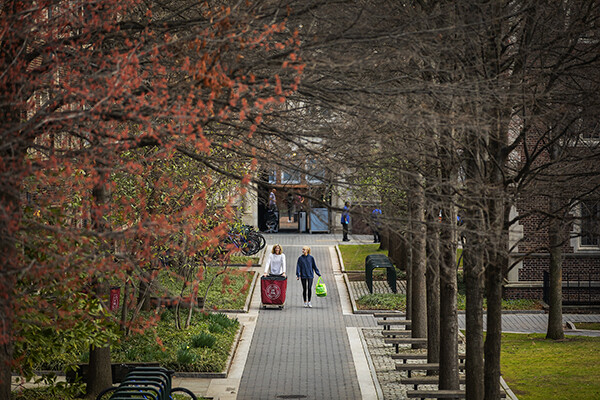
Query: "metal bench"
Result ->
[[365, 254, 397, 293]]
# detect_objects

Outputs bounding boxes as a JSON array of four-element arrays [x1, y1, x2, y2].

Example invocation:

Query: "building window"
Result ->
[[281, 169, 301, 184], [581, 200, 600, 247], [267, 169, 277, 184]]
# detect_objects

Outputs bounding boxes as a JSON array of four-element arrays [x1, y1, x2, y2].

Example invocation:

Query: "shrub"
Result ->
[[209, 312, 239, 329], [176, 345, 197, 364], [191, 332, 216, 348], [209, 323, 225, 334]]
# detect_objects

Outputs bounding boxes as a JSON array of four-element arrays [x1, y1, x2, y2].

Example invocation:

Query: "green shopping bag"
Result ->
[[315, 276, 327, 297]]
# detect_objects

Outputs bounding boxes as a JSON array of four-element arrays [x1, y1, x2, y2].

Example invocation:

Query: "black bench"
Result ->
[[365, 254, 397, 293]]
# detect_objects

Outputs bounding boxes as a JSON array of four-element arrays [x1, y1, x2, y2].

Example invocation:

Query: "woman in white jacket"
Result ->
[[265, 244, 286, 277]]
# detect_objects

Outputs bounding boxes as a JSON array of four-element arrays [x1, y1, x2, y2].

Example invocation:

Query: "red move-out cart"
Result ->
[[260, 275, 287, 309]]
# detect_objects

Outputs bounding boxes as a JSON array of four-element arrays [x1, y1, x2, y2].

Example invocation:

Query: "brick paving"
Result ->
[[236, 235, 366, 400]]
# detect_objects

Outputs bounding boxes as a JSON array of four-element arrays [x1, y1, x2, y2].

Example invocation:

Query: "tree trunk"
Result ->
[[464, 229, 485, 400], [0, 176, 19, 400], [546, 199, 565, 340], [411, 174, 427, 347], [484, 195, 507, 400], [87, 178, 113, 398], [439, 207, 459, 390], [426, 208, 440, 366], [0, 58, 26, 397], [484, 250, 504, 400], [86, 345, 112, 398]]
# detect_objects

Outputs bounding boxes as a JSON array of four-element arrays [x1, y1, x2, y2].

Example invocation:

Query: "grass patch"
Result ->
[[356, 293, 406, 311], [574, 322, 600, 330], [501, 333, 600, 400], [338, 244, 389, 271]]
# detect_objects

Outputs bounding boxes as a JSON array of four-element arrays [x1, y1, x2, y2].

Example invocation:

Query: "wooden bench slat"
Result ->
[[396, 363, 466, 370], [384, 337, 427, 344], [392, 353, 466, 361], [381, 330, 411, 337], [396, 362, 466, 378], [401, 376, 466, 390], [377, 319, 411, 325], [373, 312, 406, 318]]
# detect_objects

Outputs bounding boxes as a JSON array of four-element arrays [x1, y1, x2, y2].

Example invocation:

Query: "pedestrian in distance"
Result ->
[[268, 188, 277, 211], [286, 192, 294, 222], [265, 244, 286, 277], [371, 207, 382, 243], [341, 201, 350, 241], [296, 246, 321, 308]]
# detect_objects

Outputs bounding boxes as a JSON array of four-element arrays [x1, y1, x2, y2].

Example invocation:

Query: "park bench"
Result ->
[[384, 336, 427, 352], [373, 311, 406, 318], [401, 375, 466, 390], [376, 318, 412, 330], [392, 353, 466, 364], [406, 389, 506, 399], [96, 366, 197, 400], [381, 329, 412, 337], [395, 362, 466, 378]]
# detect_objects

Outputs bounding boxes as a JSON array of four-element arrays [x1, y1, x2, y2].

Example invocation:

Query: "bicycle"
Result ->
[[226, 224, 265, 256]]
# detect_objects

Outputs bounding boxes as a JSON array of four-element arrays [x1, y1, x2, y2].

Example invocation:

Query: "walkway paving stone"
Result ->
[[237, 236, 364, 400]]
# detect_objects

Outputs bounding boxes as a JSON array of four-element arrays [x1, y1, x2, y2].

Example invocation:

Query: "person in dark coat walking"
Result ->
[[341, 201, 350, 241], [296, 246, 321, 308]]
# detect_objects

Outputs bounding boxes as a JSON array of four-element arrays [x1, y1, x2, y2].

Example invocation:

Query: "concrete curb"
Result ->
[[357, 327, 384, 400]]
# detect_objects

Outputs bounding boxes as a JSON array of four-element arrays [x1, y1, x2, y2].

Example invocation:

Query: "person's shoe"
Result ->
[[308, 302, 312, 308], [343, 238, 350, 242], [304, 302, 308, 308]]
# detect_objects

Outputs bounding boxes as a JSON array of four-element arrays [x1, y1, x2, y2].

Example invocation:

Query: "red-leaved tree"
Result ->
[[0, 0, 302, 397]]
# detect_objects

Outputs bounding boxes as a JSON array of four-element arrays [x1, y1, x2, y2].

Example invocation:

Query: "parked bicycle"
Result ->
[[226, 224, 266, 256]]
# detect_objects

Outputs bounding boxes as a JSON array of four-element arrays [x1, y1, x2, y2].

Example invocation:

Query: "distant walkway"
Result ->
[[236, 234, 364, 399]]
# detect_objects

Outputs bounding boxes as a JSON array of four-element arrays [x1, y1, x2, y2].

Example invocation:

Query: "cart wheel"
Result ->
[[263, 305, 266, 309], [279, 305, 283, 309]]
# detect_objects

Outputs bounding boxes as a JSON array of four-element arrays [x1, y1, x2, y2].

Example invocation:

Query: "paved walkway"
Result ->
[[168, 232, 600, 399]]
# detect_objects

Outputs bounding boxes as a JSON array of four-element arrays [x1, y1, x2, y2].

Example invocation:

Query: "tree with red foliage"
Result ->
[[0, 0, 301, 398]]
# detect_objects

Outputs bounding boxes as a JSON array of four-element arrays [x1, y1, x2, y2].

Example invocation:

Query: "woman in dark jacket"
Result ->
[[296, 246, 321, 308]]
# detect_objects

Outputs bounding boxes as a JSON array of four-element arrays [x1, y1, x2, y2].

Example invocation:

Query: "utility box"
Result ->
[[298, 211, 307, 232]]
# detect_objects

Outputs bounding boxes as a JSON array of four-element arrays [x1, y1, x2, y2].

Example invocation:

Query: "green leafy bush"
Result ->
[[176, 345, 197, 364], [209, 323, 225, 334], [209, 312, 239, 329], [191, 332, 217, 348]]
